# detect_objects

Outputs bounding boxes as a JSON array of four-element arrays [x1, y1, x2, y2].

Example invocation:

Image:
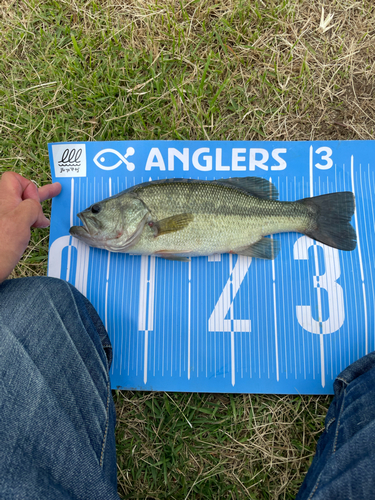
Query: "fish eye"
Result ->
[[91, 204, 101, 214]]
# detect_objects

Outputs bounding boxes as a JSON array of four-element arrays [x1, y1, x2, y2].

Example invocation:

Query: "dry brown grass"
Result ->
[[1, 0, 375, 497], [114, 390, 330, 498]]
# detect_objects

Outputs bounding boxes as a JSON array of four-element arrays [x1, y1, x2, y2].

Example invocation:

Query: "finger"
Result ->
[[32, 217, 51, 229], [0, 172, 38, 207], [13, 198, 50, 228], [22, 179, 41, 202], [38, 182, 62, 202]]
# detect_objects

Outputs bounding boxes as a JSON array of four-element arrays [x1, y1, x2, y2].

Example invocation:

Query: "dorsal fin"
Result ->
[[215, 177, 278, 200]]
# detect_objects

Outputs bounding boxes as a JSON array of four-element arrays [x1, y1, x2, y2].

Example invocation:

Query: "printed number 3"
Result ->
[[294, 236, 345, 334], [315, 147, 333, 170]]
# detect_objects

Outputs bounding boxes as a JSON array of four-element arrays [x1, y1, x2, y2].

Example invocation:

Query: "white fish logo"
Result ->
[[93, 147, 135, 171]]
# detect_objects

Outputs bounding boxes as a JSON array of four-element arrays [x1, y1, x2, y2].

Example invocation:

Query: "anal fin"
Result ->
[[234, 238, 280, 260], [155, 250, 191, 262]]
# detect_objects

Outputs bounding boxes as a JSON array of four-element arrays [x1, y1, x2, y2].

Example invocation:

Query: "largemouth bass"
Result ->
[[69, 177, 356, 260]]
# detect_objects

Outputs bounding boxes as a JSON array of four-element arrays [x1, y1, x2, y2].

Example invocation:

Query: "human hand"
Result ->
[[0, 172, 62, 284]]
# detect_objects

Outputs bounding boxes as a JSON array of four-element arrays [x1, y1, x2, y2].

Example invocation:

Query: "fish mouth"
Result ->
[[70, 213, 101, 241], [69, 223, 90, 239], [69, 209, 150, 252], [76, 213, 89, 233]]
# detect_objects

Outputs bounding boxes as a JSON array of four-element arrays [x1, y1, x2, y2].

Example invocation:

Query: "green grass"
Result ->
[[114, 391, 329, 499], [1, 0, 374, 497]]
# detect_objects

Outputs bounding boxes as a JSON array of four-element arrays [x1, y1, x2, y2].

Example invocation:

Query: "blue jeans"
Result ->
[[0, 277, 119, 500], [1, 277, 375, 499], [296, 350, 375, 499]]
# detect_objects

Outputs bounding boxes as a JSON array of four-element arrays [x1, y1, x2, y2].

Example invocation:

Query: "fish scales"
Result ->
[[70, 177, 356, 260], [128, 181, 311, 256]]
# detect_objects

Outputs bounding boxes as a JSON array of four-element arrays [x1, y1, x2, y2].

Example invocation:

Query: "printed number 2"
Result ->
[[208, 256, 251, 332], [315, 147, 333, 170], [294, 236, 345, 334]]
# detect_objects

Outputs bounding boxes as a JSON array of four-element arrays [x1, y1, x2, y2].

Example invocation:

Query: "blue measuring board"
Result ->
[[47, 140, 375, 394]]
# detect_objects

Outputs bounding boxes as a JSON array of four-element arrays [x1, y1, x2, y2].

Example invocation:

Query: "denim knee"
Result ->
[[0, 277, 119, 499], [0, 276, 112, 368]]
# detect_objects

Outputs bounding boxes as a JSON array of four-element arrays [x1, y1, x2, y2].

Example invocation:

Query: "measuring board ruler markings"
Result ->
[[48, 141, 374, 394]]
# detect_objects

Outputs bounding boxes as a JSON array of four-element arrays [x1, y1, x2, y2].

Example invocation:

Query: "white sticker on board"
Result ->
[[52, 144, 86, 177]]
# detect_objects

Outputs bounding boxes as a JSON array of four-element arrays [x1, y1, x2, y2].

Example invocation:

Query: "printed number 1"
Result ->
[[294, 236, 345, 334]]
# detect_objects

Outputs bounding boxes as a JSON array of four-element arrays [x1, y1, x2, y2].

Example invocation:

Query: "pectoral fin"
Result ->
[[234, 238, 280, 260], [151, 213, 194, 236]]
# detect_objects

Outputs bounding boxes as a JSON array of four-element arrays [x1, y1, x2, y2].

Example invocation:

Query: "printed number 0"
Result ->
[[315, 147, 333, 170], [294, 236, 345, 334]]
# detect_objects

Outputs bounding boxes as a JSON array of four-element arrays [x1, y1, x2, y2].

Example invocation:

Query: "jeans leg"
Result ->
[[0, 277, 120, 500], [296, 351, 375, 500]]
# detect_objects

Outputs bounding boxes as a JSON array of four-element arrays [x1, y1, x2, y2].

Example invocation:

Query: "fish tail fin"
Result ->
[[299, 192, 356, 251]]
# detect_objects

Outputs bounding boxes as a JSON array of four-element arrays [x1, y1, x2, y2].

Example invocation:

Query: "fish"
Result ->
[[69, 177, 356, 261]]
